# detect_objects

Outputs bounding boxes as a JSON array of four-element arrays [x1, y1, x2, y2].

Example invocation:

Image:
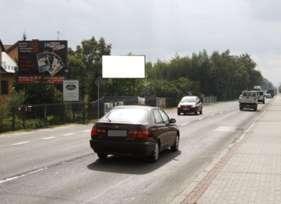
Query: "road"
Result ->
[[0, 100, 270, 204]]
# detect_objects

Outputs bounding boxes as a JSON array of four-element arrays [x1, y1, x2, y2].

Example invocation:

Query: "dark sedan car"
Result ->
[[90, 105, 179, 162], [177, 96, 203, 115]]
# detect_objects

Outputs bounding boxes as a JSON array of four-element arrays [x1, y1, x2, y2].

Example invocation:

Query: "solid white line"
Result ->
[[62, 133, 75, 137], [11, 141, 30, 146], [41, 136, 56, 140]]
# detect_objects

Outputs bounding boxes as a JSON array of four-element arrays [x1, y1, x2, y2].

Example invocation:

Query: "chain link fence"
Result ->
[[0, 95, 216, 133]]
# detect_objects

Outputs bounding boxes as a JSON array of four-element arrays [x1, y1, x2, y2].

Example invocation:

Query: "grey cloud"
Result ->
[[246, 0, 281, 21], [0, 0, 280, 84]]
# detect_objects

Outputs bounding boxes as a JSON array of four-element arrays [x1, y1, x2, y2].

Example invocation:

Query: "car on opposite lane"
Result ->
[[90, 105, 179, 162], [177, 96, 203, 115]]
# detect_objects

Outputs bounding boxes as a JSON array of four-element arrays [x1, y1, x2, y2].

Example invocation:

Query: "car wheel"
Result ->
[[149, 143, 160, 162], [177, 110, 181, 115], [97, 153, 108, 160], [200, 109, 203, 114], [171, 135, 179, 152]]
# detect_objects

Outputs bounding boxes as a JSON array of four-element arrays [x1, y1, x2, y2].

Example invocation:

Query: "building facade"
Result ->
[[0, 40, 17, 104]]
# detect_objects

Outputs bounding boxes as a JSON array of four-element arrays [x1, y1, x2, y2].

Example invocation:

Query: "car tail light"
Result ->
[[91, 126, 106, 137], [128, 128, 151, 140]]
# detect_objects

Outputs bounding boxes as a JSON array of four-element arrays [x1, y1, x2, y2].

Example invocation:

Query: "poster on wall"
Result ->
[[17, 40, 67, 84]]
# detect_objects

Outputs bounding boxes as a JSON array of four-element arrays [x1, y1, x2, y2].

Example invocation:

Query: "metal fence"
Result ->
[[0, 95, 217, 133]]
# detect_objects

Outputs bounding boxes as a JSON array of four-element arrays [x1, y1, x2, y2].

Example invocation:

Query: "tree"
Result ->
[[68, 37, 111, 101]]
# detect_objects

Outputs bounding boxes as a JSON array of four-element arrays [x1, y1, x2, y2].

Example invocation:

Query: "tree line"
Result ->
[[13, 36, 273, 104]]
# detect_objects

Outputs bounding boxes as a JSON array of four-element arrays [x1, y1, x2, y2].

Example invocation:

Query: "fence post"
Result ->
[[82, 102, 86, 124], [22, 112, 25, 129], [12, 107, 15, 131], [62, 104, 65, 123], [44, 104, 48, 127]]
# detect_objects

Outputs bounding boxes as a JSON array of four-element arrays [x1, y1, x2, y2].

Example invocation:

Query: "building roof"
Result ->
[[3, 44, 12, 50], [0, 40, 4, 51], [5, 42, 18, 53], [1, 51, 17, 73]]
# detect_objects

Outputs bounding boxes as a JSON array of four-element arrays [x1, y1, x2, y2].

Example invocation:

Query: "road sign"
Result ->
[[63, 80, 79, 101]]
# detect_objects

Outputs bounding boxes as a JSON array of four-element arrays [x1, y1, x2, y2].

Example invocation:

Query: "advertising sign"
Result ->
[[102, 55, 145, 78], [18, 40, 67, 84], [63, 80, 79, 102]]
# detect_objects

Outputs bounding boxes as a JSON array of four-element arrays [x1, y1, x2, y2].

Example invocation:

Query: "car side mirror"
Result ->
[[169, 118, 176, 123]]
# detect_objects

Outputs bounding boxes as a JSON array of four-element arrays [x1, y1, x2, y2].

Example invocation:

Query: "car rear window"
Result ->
[[181, 97, 197, 103], [105, 108, 148, 123], [242, 92, 257, 97]]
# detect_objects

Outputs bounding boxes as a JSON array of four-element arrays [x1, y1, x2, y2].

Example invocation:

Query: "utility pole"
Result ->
[[57, 31, 60, 40]]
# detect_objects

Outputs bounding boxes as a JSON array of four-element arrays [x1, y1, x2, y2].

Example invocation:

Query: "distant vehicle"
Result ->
[[253, 86, 265, 104], [90, 105, 179, 162], [239, 90, 258, 111], [177, 96, 203, 115], [257, 91, 265, 104], [265, 93, 272, 98], [267, 89, 276, 98], [253, 85, 262, 91]]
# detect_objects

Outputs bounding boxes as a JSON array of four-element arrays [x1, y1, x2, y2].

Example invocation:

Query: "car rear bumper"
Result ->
[[89, 139, 155, 157], [178, 107, 198, 113], [240, 103, 257, 108]]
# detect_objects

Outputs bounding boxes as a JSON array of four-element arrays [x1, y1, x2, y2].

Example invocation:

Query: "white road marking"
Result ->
[[214, 126, 237, 132], [82, 129, 91, 133], [63, 133, 75, 137], [39, 129, 54, 132], [0, 168, 46, 184], [86, 176, 133, 202], [11, 141, 30, 146], [41, 136, 56, 140], [1, 132, 30, 137], [180, 122, 191, 127]]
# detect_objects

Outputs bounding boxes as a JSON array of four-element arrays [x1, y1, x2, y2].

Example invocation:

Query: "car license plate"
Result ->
[[107, 130, 127, 137]]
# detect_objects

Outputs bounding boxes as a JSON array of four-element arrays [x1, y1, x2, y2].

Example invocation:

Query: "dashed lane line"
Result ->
[[0, 153, 92, 185], [82, 129, 91, 133], [41, 136, 56, 140], [11, 141, 30, 146], [62, 133, 75, 137], [0, 168, 46, 184]]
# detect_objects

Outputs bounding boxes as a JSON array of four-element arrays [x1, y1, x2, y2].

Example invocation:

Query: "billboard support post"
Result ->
[[95, 76, 101, 118], [98, 80, 100, 118]]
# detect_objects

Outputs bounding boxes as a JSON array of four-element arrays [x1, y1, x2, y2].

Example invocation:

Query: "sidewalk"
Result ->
[[184, 96, 281, 204]]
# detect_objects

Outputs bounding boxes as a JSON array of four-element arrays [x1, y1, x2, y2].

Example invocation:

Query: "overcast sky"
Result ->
[[1, 0, 281, 85]]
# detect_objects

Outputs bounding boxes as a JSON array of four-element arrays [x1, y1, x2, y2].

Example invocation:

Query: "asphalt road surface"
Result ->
[[0, 100, 271, 204]]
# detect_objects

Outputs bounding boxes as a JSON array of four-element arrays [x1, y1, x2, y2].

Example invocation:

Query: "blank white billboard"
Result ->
[[102, 55, 145, 78]]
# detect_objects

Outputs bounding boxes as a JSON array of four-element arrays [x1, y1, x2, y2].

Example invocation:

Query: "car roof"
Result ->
[[113, 105, 158, 111], [243, 90, 257, 93], [181, 96, 198, 99]]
